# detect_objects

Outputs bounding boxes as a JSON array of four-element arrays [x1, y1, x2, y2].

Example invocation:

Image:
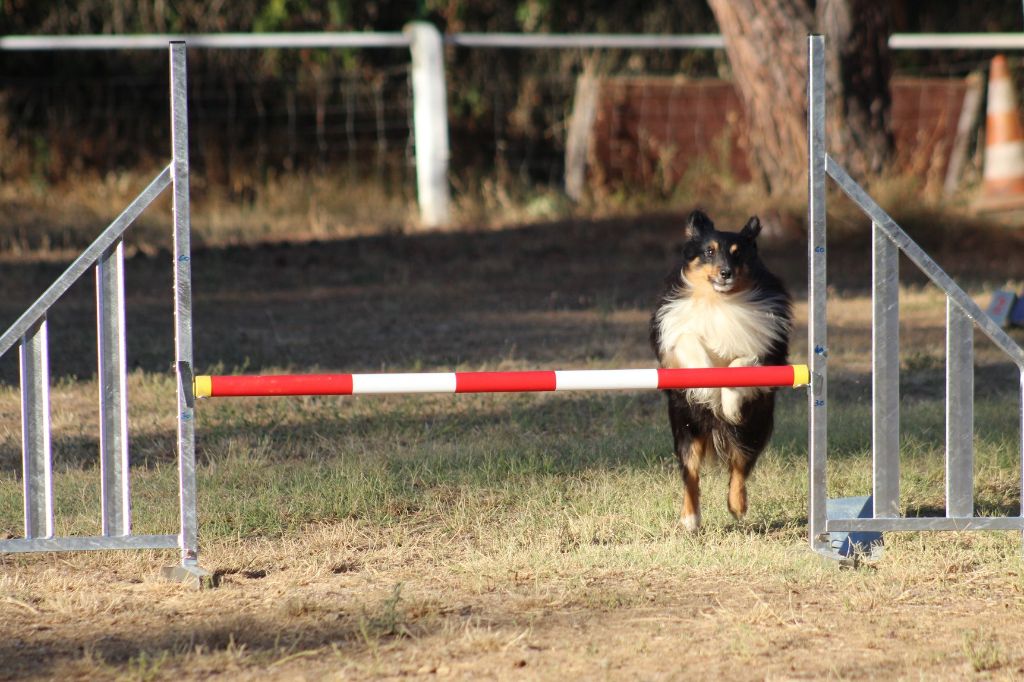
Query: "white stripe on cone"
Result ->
[[987, 79, 1019, 115], [983, 140, 1024, 180]]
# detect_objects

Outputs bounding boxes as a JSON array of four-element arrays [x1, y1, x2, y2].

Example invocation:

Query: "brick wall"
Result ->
[[890, 78, 970, 180], [589, 76, 969, 189]]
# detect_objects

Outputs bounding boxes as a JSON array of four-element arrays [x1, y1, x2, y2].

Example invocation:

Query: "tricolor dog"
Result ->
[[650, 210, 792, 531]]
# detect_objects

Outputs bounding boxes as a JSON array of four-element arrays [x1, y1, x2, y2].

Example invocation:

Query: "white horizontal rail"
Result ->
[[0, 32, 411, 51], [3, 32, 1024, 52], [888, 33, 1024, 50], [446, 33, 725, 49]]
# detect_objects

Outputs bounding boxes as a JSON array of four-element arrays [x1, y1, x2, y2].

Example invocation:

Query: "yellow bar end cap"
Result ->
[[194, 375, 212, 399]]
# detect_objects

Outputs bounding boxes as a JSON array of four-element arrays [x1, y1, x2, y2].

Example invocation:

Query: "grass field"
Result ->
[[1, 206, 1024, 679]]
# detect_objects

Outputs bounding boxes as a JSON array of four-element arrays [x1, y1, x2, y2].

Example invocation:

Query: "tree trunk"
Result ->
[[707, 0, 814, 196], [708, 0, 893, 196], [818, 0, 893, 179], [564, 58, 601, 202]]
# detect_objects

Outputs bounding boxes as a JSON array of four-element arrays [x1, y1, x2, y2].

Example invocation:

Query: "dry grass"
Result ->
[[0, 170, 415, 258], [3, 517, 1024, 679], [1, 202, 1024, 679]]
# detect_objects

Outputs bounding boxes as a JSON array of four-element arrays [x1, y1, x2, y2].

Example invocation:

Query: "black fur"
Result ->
[[650, 210, 792, 526]]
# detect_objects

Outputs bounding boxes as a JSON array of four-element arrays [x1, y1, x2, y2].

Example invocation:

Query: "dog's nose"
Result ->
[[719, 268, 733, 280]]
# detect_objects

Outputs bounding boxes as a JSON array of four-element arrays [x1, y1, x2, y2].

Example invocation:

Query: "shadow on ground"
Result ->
[[2, 211, 1024, 385]]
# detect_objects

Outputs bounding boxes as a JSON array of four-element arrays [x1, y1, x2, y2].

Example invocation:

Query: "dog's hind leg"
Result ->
[[725, 391, 775, 520], [679, 434, 707, 532], [667, 392, 707, 532], [726, 446, 755, 520]]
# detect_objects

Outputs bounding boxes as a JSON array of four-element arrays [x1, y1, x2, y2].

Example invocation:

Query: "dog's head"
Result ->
[[679, 210, 762, 295]]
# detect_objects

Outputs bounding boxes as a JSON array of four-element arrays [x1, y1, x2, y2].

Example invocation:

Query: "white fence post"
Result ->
[[404, 21, 451, 229]]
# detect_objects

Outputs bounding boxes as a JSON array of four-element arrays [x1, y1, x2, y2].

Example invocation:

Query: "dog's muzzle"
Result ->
[[711, 277, 735, 293]]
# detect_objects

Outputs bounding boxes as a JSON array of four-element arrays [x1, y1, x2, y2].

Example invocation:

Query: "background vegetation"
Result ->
[[1, 1, 1022, 191]]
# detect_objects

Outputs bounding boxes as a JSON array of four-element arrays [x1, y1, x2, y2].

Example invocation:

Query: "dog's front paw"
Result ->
[[679, 512, 701, 533], [722, 357, 762, 423], [686, 386, 720, 408], [721, 387, 745, 424]]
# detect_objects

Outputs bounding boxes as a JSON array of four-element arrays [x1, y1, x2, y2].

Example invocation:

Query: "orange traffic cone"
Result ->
[[976, 54, 1024, 211]]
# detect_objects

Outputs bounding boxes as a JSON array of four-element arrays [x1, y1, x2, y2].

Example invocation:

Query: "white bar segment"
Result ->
[[554, 369, 659, 391], [352, 372, 457, 394]]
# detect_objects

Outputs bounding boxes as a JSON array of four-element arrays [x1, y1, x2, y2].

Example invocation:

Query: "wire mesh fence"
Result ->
[[0, 46, 716, 238], [0, 50, 416, 188]]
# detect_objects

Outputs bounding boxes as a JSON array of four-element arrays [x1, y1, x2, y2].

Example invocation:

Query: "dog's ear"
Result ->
[[740, 216, 762, 241], [685, 210, 714, 241]]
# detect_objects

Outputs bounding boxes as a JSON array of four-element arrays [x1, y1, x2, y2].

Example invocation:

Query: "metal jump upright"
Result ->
[[806, 34, 1024, 557], [0, 43, 208, 586]]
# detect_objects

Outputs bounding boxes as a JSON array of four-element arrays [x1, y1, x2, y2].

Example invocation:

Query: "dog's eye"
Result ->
[[703, 247, 715, 258]]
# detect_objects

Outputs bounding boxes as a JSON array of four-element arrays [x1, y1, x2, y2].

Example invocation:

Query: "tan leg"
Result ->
[[680, 435, 706, 532], [727, 458, 749, 520]]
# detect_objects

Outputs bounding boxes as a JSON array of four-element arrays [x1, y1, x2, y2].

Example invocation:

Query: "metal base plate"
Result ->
[[825, 495, 885, 563], [161, 563, 218, 589]]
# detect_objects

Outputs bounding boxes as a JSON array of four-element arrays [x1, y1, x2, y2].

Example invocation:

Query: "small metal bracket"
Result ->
[[178, 360, 194, 408], [811, 372, 826, 397]]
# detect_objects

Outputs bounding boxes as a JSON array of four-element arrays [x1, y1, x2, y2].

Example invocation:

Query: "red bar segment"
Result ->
[[656, 365, 795, 390], [210, 374, 354, 397], [455, 370, 557, 393]]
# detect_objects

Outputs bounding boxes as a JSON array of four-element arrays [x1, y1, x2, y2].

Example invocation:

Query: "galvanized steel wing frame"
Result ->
[[0, 43, 202, 579], [807, 35, 1024, 552]]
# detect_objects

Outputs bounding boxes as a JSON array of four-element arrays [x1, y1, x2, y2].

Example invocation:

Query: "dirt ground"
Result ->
[[3, 525, 1024, 681]]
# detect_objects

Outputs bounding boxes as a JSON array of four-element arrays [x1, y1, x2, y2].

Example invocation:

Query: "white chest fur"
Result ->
[[656, 288, 788, 367]]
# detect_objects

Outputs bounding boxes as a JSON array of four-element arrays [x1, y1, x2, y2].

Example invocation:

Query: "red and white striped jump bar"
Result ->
[[193, 364, 809, 398]]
